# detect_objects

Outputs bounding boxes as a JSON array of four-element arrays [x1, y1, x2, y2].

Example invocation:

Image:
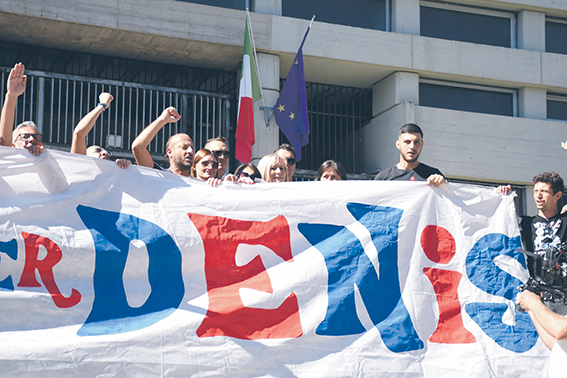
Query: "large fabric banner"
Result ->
[[0, 147, 548, 377]]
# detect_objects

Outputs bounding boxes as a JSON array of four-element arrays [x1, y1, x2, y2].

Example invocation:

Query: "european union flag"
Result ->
[[274, 25, 311, 162]]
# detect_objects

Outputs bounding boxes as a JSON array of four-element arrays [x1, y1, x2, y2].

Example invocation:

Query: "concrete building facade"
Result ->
[[1, 0, 567, 213]]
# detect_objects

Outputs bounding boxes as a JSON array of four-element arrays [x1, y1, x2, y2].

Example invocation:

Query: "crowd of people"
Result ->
[[3, 63, 567, 374], [4, 63, 448, 188]]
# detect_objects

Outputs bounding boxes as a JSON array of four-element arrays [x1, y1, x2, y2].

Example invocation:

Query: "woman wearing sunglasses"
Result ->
[[233, 163, 263, 184], [191, 149, 222, 186]]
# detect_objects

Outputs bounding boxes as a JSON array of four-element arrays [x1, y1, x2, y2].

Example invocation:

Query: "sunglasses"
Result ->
[[213, 150, 230, 159], [286, 157, 296, 165], [16, 133, 42, 142], [93, 147, 111, 156], [201, 160, 219, 169], [239, 171, 260, 181]]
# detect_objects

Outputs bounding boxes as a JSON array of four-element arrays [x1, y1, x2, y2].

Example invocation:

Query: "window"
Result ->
[[420, 2, 515, 48], [279, 82, 373, 174], [546, 19, 567, 55], [282, 0, 388, 31], [175, 0, 247, 11], [419, 80, 516, 117], [547, 95, 567, 121]]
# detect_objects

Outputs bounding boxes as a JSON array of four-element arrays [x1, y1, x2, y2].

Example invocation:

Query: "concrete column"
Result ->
[[391, 0, 420, 35], [525, 185, 537, 216], [254, 0, 281, 16], [251, 53, 280, 163], [518, 87, 546, 119], [372, 72, 419, 117], [517, 11, 545, 52]]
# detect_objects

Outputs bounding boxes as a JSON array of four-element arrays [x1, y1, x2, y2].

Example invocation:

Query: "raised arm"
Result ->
[[0, 63, 27, 146], [131, 107, 181, 168], [71, 93, 114, 155]]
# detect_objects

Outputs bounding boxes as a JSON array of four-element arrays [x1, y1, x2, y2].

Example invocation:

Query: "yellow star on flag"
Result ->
[[277, 104, 285, 112], [289, 113, 295, 120]]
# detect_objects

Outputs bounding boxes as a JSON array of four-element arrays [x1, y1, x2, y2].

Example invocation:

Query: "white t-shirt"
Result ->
[[549, 339, 567, 378]]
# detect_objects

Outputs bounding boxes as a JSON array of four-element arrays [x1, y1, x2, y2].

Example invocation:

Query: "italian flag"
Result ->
[[235, 18, 261, 164]]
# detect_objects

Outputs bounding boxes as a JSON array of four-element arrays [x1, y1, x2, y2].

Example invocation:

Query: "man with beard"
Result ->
[[374, 123, 446, 187], [132, 107, 194, 176]]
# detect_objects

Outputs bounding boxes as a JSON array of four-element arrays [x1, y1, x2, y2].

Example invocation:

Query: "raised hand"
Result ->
[[7, 63, 27, 98]]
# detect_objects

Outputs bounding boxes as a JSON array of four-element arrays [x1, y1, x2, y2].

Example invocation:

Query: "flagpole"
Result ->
[[266, 15, 315, 124], [246, 9, 269, 126], [299, 15, 315, 51]]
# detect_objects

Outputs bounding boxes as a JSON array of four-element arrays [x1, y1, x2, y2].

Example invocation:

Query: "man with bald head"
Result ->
[[132, 107, 193, 176]]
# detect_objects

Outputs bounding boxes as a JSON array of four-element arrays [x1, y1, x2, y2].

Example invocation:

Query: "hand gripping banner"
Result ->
[[0, 147, 548, 377]]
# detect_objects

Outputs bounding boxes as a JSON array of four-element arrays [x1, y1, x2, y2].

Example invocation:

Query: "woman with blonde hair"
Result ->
[[257, 154, 288, 183]]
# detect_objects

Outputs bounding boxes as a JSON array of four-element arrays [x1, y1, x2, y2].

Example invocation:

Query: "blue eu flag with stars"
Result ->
[[274, 26, 311, 162]]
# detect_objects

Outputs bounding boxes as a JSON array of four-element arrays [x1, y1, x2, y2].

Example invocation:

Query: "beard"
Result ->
[[171, 154, 192, 171], [402, 150, 420, 163]]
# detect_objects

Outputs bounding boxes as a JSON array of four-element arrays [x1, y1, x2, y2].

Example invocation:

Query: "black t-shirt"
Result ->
[[520, 212, 567, 276], [374, 163, 444, 181]]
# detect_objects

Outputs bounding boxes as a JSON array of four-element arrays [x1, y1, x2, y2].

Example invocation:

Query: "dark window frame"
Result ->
[[420, 1, 516, 48], [419, 79, 518, 117], [282, 0, 390, 32], [547, 94, 567, 121], [546, 18, 567, 55]]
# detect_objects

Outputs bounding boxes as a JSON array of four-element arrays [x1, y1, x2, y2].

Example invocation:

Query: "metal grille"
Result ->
[[0, 41, 236, 95], [293, 169, 374, 182], [1, 68, 230, 162], [280, 82, 373, 174]]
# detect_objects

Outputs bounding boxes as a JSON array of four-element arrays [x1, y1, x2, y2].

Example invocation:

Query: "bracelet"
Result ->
[[98, 103, 108, 111]]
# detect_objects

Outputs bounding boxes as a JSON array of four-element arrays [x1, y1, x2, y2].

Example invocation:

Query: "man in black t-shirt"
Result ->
[[374, 123, 446, 187], [516, 172, 567, 362], [519, 172, 567, 274]]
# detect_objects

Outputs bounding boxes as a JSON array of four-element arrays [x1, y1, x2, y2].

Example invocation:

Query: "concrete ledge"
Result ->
[[0, 0, 566, 90]]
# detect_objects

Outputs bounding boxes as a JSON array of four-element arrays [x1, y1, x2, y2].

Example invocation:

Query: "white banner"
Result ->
[[0, 146, 548, 377]]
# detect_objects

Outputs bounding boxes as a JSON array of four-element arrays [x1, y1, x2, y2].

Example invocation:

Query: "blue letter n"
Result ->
[[298, 202, 423, 352]]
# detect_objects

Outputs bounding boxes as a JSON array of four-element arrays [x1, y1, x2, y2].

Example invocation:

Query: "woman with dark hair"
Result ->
[[234, 163, 263, 184], [315, 160, 347, 181], [191, 149, 221, 186]]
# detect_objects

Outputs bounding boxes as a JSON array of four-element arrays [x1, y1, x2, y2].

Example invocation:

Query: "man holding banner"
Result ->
[[374, 123, 446, 187], [516, 171, 567, 378]]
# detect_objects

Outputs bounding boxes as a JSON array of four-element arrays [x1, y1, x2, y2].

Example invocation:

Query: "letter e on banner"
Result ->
[[189, 213, 302, 340]]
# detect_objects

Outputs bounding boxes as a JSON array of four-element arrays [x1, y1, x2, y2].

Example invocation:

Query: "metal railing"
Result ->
[[280, 82, 373, 174], [0, 68, 231, 161]]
